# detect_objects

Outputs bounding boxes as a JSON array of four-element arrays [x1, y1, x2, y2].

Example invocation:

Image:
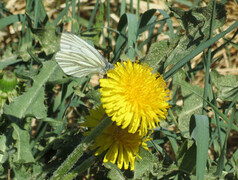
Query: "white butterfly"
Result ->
[[56, 32, 113, 78]]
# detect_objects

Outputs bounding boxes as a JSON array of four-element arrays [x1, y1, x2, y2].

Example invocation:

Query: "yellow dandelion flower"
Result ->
[[100, 61, 171, 136], [83, 106, 149, 170]]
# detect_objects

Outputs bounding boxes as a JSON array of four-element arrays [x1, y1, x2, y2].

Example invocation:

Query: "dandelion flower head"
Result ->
[[83, 106, 149, 170], [100, 61, 171, 136]]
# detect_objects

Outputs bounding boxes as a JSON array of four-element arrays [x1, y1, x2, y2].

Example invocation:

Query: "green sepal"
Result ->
[[0, 71, 17, 92]]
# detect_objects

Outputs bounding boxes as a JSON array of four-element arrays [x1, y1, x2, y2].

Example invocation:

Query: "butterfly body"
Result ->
[[56, 33, 112, 78]]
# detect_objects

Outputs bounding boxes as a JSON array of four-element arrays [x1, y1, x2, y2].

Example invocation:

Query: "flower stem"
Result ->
[[50, 117, 112, 180]]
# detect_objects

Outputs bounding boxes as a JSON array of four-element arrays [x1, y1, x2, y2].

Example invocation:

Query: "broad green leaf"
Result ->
[[156, 163, 178, 179], [47, 63, 68, 84], [14, 166, 32, 179], [176, 78, 238, 132], [142, 37, 179, 72], [105, 163, 125, 180], [13, 163, 46, 180], [164, 3, 226, 68], [4, 85, 46, 119], [164, 20, 238, 80], [143, 3, 226, 73], [177, 80, 238, 176], [170, 2, 226, 36], [177, 139, 196, 173], [12, 123, 35, 163], [4, 60, 58, 119], [134, 147, 158, 179], [86, 88, 102, 107], [190, 115, 209, 180], [211, 70, 238, 101], [33, 27, 60, 55], [0, 47, 21, 70], [0, 135, 7, 164], [18, 42, 32, 62], [163, 31, 204, 69], [177, 80, 203, 136]]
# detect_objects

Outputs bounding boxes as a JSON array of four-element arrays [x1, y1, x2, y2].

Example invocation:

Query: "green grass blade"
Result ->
[[18, 0, 33, 47], [176, 81, 238, 131], [0, 14, 24, 28], [190, 115, 209, 180], [120, 0, 126, 17], [52, 2, 70, 26], [163, 21, 238, 80], [137, 9, 173, 37], [51, 117, 112, 180], [126, 13, 138, 59], [136, 0, 139, 17], [157, 9, 174, 38], [175, 0, 193, 7], [215, 106, 236, 175], [113, 14, 128, 61], [88, 0, 99, 30], [77, 0, 80, 22], [71, 0, 76, 32], [203, 0, 216, 115], [0, 56, 21, 70], [34, 0, 40, 28], [62, 156, 97, 179], [138, 19, 166, 35], [225, 93, 238, 116], [130, 0, 134, 13]]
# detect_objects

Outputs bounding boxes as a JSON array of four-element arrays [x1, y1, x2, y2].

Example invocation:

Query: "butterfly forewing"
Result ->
[[56, 52, 103, 77], [56, 33, 108, 77]]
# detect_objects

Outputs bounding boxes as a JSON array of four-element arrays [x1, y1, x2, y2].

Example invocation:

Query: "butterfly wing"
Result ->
[[56, 32, 107, 78]]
